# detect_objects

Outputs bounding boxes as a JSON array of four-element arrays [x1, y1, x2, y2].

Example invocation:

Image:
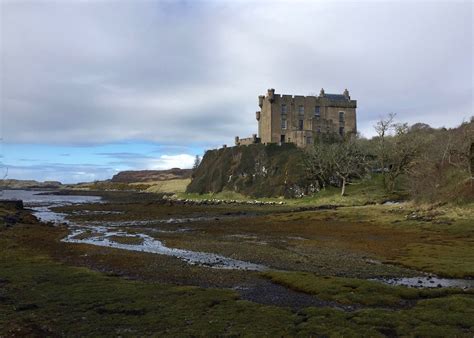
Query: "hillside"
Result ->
[[0, 179, 63, 190], [111, 168, 192, 183], [187, 143, 309, 198]]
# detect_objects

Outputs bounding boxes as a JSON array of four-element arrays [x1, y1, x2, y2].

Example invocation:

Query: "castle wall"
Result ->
[[238, 88, 357, 148]]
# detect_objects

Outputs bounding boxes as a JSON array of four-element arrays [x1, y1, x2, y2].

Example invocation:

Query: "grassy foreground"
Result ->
[[1, 198, 474, 336], [1, 224, 473, 336]]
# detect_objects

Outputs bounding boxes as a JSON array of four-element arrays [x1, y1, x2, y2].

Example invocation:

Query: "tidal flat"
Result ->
[[1, 191, 473, 336]]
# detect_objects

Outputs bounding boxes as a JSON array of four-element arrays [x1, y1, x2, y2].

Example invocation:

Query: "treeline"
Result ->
[[304, 115, 474, 203]]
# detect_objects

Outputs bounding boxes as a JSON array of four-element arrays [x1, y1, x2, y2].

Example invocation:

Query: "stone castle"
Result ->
[[235, 88, 357, 148]]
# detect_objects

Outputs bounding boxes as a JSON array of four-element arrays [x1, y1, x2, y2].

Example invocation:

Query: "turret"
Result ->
[[235, 136, 240, 146], [256, 111, 261, 121], [267, 88, 275, 103], [319, 88, 325, 97], [258, 95, 264, 108]]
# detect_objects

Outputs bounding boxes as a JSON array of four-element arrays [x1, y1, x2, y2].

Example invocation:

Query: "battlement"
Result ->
[[237, 88, 357, 148]]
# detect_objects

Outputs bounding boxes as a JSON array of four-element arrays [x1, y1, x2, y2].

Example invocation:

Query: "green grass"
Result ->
[[2, 239, 472, 336], [1, 203, 474, 336], [398, 242, 474, 278], [263, 271, 473, 307], [0, 228, 294, 336], [179, 174, 401, 207]]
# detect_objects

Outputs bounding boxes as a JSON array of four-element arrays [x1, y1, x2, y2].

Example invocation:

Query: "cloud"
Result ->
[[148, 154, 195, 170], [3, 162, 118, 183], [95, 151, 195, 170], [1, 0, 471, 148], [2, 152, 196, 183]]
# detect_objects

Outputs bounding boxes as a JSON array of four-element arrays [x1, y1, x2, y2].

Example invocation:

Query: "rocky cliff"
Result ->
[[187, 144, 310, 198]]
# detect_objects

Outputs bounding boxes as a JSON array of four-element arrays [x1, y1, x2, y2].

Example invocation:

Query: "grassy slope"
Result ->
[[179, 174, 398, 205], [139, 178, 191, 193]]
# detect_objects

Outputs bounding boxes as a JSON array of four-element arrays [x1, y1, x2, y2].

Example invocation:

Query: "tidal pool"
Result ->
[[374, 276, 474, 289]]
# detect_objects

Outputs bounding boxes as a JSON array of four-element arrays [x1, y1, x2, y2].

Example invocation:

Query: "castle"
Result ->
[[235, 88, 357, 148]]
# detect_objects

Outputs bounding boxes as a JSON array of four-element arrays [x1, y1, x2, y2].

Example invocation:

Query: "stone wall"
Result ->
[[255, 88, 357, 147]]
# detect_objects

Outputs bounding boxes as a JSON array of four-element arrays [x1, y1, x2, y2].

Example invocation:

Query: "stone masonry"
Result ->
[[236, 88, 357, 148]]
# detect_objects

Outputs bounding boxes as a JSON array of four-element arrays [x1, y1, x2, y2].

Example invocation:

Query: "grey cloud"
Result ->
[[1, 0, 472, 146]]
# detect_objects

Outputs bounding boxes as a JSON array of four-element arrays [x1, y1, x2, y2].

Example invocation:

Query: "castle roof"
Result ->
[[325, 94, 347, 100]]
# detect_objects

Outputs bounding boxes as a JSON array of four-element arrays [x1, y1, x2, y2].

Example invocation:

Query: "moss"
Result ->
[[262, 271, 472, 307], [1, 203, 473, 336], [399, 242, 474, 278]]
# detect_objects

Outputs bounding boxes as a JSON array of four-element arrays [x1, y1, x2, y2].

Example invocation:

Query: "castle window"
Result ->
[[298, 120, 304, 131], [317, 127, 321, 133], [281, 104, 287, 114], [306, 136, 312, 145], [339, 126, 345, 136], [281, 118, 287, 130], [314, 106, 320, 117], [298, 105, 304, 116], [339, 111, 345, 122]]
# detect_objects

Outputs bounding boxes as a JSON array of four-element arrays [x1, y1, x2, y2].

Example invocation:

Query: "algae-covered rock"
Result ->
[[187, 144, 310, 198]]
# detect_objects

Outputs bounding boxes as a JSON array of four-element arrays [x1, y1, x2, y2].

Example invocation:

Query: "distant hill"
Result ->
[[111, 168, 192, 183], [0, 179, 63, 189]]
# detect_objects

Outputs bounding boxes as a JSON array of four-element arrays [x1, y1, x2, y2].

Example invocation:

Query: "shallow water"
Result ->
[[63, 226, 266, 271], [87, 216, 225, 228], [374, 276, 474, 289], [1, 190, 266, 271], [0, 190, 102, 223]]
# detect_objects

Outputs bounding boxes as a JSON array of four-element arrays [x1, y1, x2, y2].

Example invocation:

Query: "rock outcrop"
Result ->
[[187, 144, 311, 198]]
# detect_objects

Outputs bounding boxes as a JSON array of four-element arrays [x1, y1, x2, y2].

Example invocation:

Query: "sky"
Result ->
[[1, 0, 472, 183]]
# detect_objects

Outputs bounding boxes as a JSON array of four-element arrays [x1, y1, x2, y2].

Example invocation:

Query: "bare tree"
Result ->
[[305, 139, 368, 196], [331, 139, 369, 196], [383, 123, 421, 192], [304, 143, 333, 190], [374, 113, 395, 189]]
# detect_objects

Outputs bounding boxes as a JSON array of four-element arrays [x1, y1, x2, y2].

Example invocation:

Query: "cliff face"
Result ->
[[111, 168, 192, 183], [187, 144, 309, 198]]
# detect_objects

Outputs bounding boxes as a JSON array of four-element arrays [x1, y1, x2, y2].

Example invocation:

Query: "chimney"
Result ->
[[343, 88, 350, 100], [267, 88, 275, 103]]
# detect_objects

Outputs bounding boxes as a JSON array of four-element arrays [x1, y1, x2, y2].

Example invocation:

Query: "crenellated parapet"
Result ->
[[236, 87, 357, 148]]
